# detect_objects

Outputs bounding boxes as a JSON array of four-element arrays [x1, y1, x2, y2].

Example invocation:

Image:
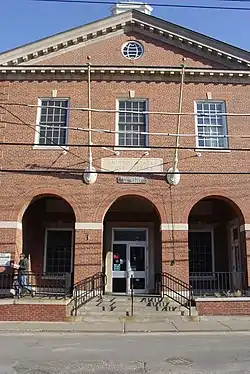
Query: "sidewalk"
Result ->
[[1, 317, 250, 333]]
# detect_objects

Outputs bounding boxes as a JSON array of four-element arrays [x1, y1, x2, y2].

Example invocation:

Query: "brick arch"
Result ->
[[183, 188, 246, 223], [13, 186, 81, 222], [94, 189, 166, 223]]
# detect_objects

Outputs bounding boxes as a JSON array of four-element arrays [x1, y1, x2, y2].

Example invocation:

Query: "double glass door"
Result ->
[[112, 242, 147, 294]]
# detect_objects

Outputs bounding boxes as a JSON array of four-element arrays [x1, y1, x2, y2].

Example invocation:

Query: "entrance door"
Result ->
[[230, 225, 242, 290], [112, 229, 147, 294], [129, 244, 146, 293]]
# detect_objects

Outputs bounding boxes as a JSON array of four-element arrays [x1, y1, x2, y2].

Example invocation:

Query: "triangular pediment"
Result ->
[[0, 10, 249, 69]]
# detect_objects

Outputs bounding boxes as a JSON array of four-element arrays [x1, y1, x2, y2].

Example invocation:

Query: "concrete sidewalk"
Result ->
[[1, 317, 250, 333]]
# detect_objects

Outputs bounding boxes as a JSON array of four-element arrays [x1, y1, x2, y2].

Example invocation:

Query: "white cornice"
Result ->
[[1, 66, 250, 80], [0, 11, 249, 68]]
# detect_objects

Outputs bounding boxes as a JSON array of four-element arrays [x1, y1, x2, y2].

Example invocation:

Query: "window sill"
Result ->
[[195, 148, 231, 153], [33, 145, 69, 150], [114, 147, 151, 151]]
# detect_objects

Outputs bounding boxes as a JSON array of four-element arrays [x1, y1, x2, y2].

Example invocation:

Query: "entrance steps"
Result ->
[[74, 294, 192, 322]]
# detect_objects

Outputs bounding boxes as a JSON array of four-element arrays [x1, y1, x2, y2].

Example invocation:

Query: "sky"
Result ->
[[0, 0, 249, 54]]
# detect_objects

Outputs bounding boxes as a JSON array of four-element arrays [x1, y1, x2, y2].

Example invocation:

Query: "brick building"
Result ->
[[0, 2, 249, 318]]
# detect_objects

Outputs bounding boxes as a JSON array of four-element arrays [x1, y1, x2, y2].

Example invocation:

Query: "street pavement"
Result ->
[[1, 332, 250, 373], [2, 316, 250, 333]]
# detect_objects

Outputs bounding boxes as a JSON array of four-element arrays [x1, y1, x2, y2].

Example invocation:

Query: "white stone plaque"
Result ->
[[101, 158, 163, 173], [0, 253, 11, 266]]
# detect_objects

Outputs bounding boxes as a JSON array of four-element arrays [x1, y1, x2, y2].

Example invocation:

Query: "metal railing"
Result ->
[[0, 272, 72, 298], [156, 272, 193, 315], [190, 271, 245, 297], [71, 272, 106, 316]]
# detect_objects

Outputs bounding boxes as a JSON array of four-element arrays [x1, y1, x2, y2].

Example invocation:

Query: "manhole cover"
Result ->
[[165, 357, 193, 366]]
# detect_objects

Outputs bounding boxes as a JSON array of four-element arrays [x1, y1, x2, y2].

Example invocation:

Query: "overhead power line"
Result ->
[[0, 168, 249, 175], [4, 101, 250, 119], [0, 141, 249, 152], [31, 0, 250, 11], [0, 102, 250, 140]]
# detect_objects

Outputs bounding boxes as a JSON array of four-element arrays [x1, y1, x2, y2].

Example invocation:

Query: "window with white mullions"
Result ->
[[195, 101, 228, 149], [118, 100, 147, 147], [37, 99, 69, 146]]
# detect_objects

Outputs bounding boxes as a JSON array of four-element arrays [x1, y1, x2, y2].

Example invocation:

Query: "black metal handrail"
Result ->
[[71, 272, 106, 316], [0, 271, 72, 298], [190, 271, 245, 297], [157, 272, 193, 315]]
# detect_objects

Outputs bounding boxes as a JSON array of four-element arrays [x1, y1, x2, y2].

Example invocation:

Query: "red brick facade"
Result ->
[[0, 303, 67, 321], [196, 300, 250, 316], [0, 9, 249, 316]]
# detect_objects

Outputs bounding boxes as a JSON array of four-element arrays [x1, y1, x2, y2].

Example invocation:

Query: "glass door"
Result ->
[[129, 245, 146, 294], [112, 243, 127, 293]]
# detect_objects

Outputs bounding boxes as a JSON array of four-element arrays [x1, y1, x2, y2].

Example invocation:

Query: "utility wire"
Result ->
[[0, 141, 249, 152], [0, 102, 250, 140], [4, 101, 250, 119], [0, 105, 88, 164], [0, 168, 249, 175], [31, 0, 250, 11]]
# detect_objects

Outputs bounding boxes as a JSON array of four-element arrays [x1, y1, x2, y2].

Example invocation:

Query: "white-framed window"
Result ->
[[36, 99, 69, 146], [189, 229, 215, 276], [195, 101, 228, 149], [116, 99, 148, 147]]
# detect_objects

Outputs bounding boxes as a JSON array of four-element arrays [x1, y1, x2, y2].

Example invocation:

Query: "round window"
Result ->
[[121, 41, 144, 60]]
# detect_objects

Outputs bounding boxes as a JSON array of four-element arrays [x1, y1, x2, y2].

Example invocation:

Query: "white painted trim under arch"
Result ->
[[240, 224, 250, 232], [160, 223, 188, 231], [0, 221, 22, 230], [75, 222, 103, 230]]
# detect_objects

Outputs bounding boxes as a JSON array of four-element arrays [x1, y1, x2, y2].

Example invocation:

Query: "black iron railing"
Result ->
[[71, 272, 106, 316], [0, 272, 72, 298], [190, 271, 245, 297], [156, 272, 193, 315]]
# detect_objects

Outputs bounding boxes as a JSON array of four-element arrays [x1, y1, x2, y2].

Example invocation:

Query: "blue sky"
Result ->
[[0, 0, 249, 53]]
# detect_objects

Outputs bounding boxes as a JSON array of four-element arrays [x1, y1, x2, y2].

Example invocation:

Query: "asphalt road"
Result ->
[[1, 332, 250, 373]]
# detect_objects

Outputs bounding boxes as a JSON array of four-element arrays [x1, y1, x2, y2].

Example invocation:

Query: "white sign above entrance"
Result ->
[[101, 158, 163, 173], [0, 253, 11, 266]]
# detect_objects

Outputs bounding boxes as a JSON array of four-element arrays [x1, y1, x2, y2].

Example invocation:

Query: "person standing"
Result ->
[[12, 254, 34, 297]]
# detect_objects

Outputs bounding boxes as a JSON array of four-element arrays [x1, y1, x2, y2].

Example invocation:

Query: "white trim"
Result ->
[[240, 224, 250, 232], [43, 228, 74, 273], [195, 148, 231, 153], [115, 98, 149, 148], [35, 98, 70, 147], [196, 297, 250, 302], [75, 222, 103, 230], [33, 145, 69, 151], [160, 223, 188, 231], [194, 100, 229, 150], [0, 221, 22, 230]]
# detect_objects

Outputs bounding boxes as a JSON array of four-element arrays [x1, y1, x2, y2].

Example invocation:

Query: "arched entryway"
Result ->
[[188, 196, 246, 295], [22, 195, 75, 286], [103, 195, 161, 295]]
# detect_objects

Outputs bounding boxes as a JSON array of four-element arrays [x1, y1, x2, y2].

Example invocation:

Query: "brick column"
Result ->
[[161, 224, 189, 284], [74, 223, 103, 283]]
